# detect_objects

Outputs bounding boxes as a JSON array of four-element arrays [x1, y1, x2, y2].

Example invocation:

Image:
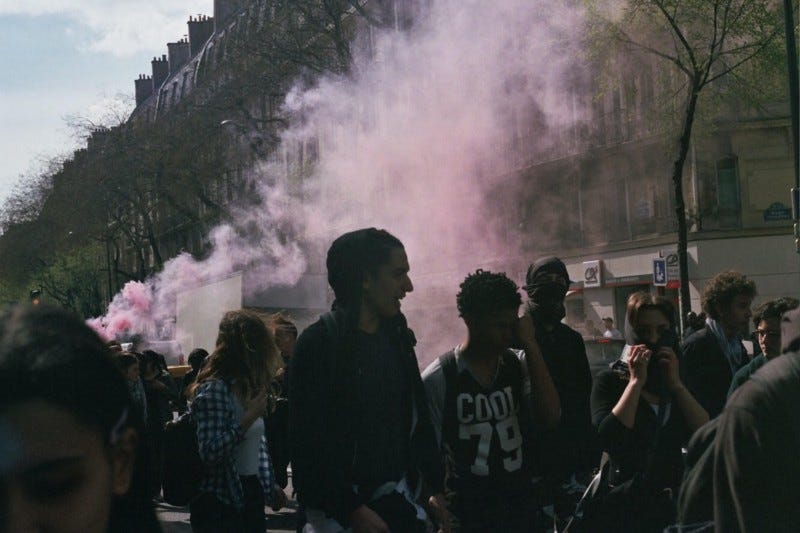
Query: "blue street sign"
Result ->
[[653, 258, 667, 287]]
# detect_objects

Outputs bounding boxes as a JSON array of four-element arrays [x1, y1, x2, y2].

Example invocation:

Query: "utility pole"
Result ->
[[784, 0, 800, 253]]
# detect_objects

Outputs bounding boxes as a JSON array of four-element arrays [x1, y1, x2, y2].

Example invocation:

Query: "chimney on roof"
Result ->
[[134, 74, 153, 106], [188, 14, 215, 56], [151, 54, 169, 90], [214, 0, 246, 31], [167, 39, 191, 74], [87, 128, 111, 153]]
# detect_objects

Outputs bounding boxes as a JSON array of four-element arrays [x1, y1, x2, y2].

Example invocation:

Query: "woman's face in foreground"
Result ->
[[1, 400, 135, 533]]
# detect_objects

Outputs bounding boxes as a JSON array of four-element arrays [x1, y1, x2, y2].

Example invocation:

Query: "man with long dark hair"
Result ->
[[289, 228, 448, 532]]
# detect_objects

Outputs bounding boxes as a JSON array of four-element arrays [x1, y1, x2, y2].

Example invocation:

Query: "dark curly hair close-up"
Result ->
[[456, 269, 522, 317], [701, 270, 757, 320], [753, 297, 800, 325]]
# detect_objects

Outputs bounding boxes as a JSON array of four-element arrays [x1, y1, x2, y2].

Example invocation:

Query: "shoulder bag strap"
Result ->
[[641, 394, 669, 485], [439, 350, 458, 439]]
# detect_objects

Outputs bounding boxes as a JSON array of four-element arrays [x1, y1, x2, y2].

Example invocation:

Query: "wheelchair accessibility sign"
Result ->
[[653, 258, 667, 287]]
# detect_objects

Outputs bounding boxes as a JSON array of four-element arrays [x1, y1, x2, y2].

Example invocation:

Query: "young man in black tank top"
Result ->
[[422, 270, 561, 532]]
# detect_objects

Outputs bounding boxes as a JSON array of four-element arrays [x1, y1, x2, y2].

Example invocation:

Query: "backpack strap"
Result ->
[[641, 394, 669, 486], [504, 349, 525, 397], [439, 349, 458, 443], [440, 349, 458, 408], [321, 311, 340, 357], [320, 311, 346, 405]]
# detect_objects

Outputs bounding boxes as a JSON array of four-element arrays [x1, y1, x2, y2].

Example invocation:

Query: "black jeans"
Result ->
[[190, 476, 266, 533], [366, 492, 427, 533], [265, 399, 290, 488], [448, 488, 539, 533]]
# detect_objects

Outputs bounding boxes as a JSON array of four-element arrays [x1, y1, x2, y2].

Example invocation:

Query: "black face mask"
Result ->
[[528, 283, 567, 324]]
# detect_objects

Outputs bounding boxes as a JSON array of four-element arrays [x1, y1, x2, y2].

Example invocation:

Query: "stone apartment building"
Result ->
[[109, 0, 796, 350]]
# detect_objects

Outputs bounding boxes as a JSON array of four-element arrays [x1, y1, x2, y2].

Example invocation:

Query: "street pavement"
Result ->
[[157, 486, 298, 533]]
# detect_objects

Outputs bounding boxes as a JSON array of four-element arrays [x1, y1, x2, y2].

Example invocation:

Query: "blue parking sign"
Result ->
[[653, 258, 667, 286]]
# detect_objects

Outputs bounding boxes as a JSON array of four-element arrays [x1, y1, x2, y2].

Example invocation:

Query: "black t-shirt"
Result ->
[[350, 327, 412, 491], [534, 322, 595, 476], [439, 349, 532, 497]]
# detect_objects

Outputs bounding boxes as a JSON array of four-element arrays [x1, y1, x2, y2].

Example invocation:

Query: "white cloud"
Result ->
[[0, 1, 212, 57]]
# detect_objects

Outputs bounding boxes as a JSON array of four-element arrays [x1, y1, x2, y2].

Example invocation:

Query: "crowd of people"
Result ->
[[1, 226, 798, 533]]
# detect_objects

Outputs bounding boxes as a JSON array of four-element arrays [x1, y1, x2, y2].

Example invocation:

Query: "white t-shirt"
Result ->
[[234, 399, 264, 475]]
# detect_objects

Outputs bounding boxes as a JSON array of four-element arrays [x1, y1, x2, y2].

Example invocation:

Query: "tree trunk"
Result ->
[[672, 81, 701, 334]]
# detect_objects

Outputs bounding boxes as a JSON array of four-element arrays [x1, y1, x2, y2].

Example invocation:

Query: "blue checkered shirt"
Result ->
[[191, 379, 275, 509]]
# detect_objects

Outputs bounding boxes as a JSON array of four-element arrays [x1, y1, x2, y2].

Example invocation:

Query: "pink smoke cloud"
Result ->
[[89, 0, 588, 364]]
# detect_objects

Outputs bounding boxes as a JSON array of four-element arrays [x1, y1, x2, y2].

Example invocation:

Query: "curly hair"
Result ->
[[456, 269, 522, 317], [753, 297, 800, 326], [701, 271, 757, 320]]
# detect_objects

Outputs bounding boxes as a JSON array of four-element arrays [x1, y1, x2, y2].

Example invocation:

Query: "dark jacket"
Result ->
[[727, 354, 768, 398], [143, 371, 178, 434], [591, 370, 690, 493], [288, 310, 444, 526], [533, 321, 595, 477], [680, 327, 746, 419], [711, 352, 800, 532]]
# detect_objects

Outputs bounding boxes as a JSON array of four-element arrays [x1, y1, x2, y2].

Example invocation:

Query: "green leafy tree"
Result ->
[[586, 0, 790, 327], [34, 242, 106, 317]]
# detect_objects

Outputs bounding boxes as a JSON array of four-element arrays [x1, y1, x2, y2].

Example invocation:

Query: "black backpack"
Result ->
[[162, 411, 204, 506]]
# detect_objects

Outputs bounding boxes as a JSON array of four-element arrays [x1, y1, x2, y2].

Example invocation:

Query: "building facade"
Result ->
[[13, 0, 791, 352]]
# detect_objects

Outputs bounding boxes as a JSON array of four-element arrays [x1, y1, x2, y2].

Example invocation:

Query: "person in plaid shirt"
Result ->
[[189, 310, 287, 532]]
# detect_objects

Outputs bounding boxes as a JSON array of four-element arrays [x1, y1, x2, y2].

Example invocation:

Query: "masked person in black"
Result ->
[[589, 293, 708, 532], [524, 257, 594, 513]]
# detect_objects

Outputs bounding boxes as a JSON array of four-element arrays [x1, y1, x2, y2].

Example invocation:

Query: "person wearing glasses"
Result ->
[[727, 297, 799, 397]]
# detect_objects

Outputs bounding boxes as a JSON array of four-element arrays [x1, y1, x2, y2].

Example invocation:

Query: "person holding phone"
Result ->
[[589, 292, 708, 532], [188, 310, 286, 533]]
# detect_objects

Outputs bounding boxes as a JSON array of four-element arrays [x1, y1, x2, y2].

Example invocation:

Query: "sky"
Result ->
[[0, 1, 212, 206]]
